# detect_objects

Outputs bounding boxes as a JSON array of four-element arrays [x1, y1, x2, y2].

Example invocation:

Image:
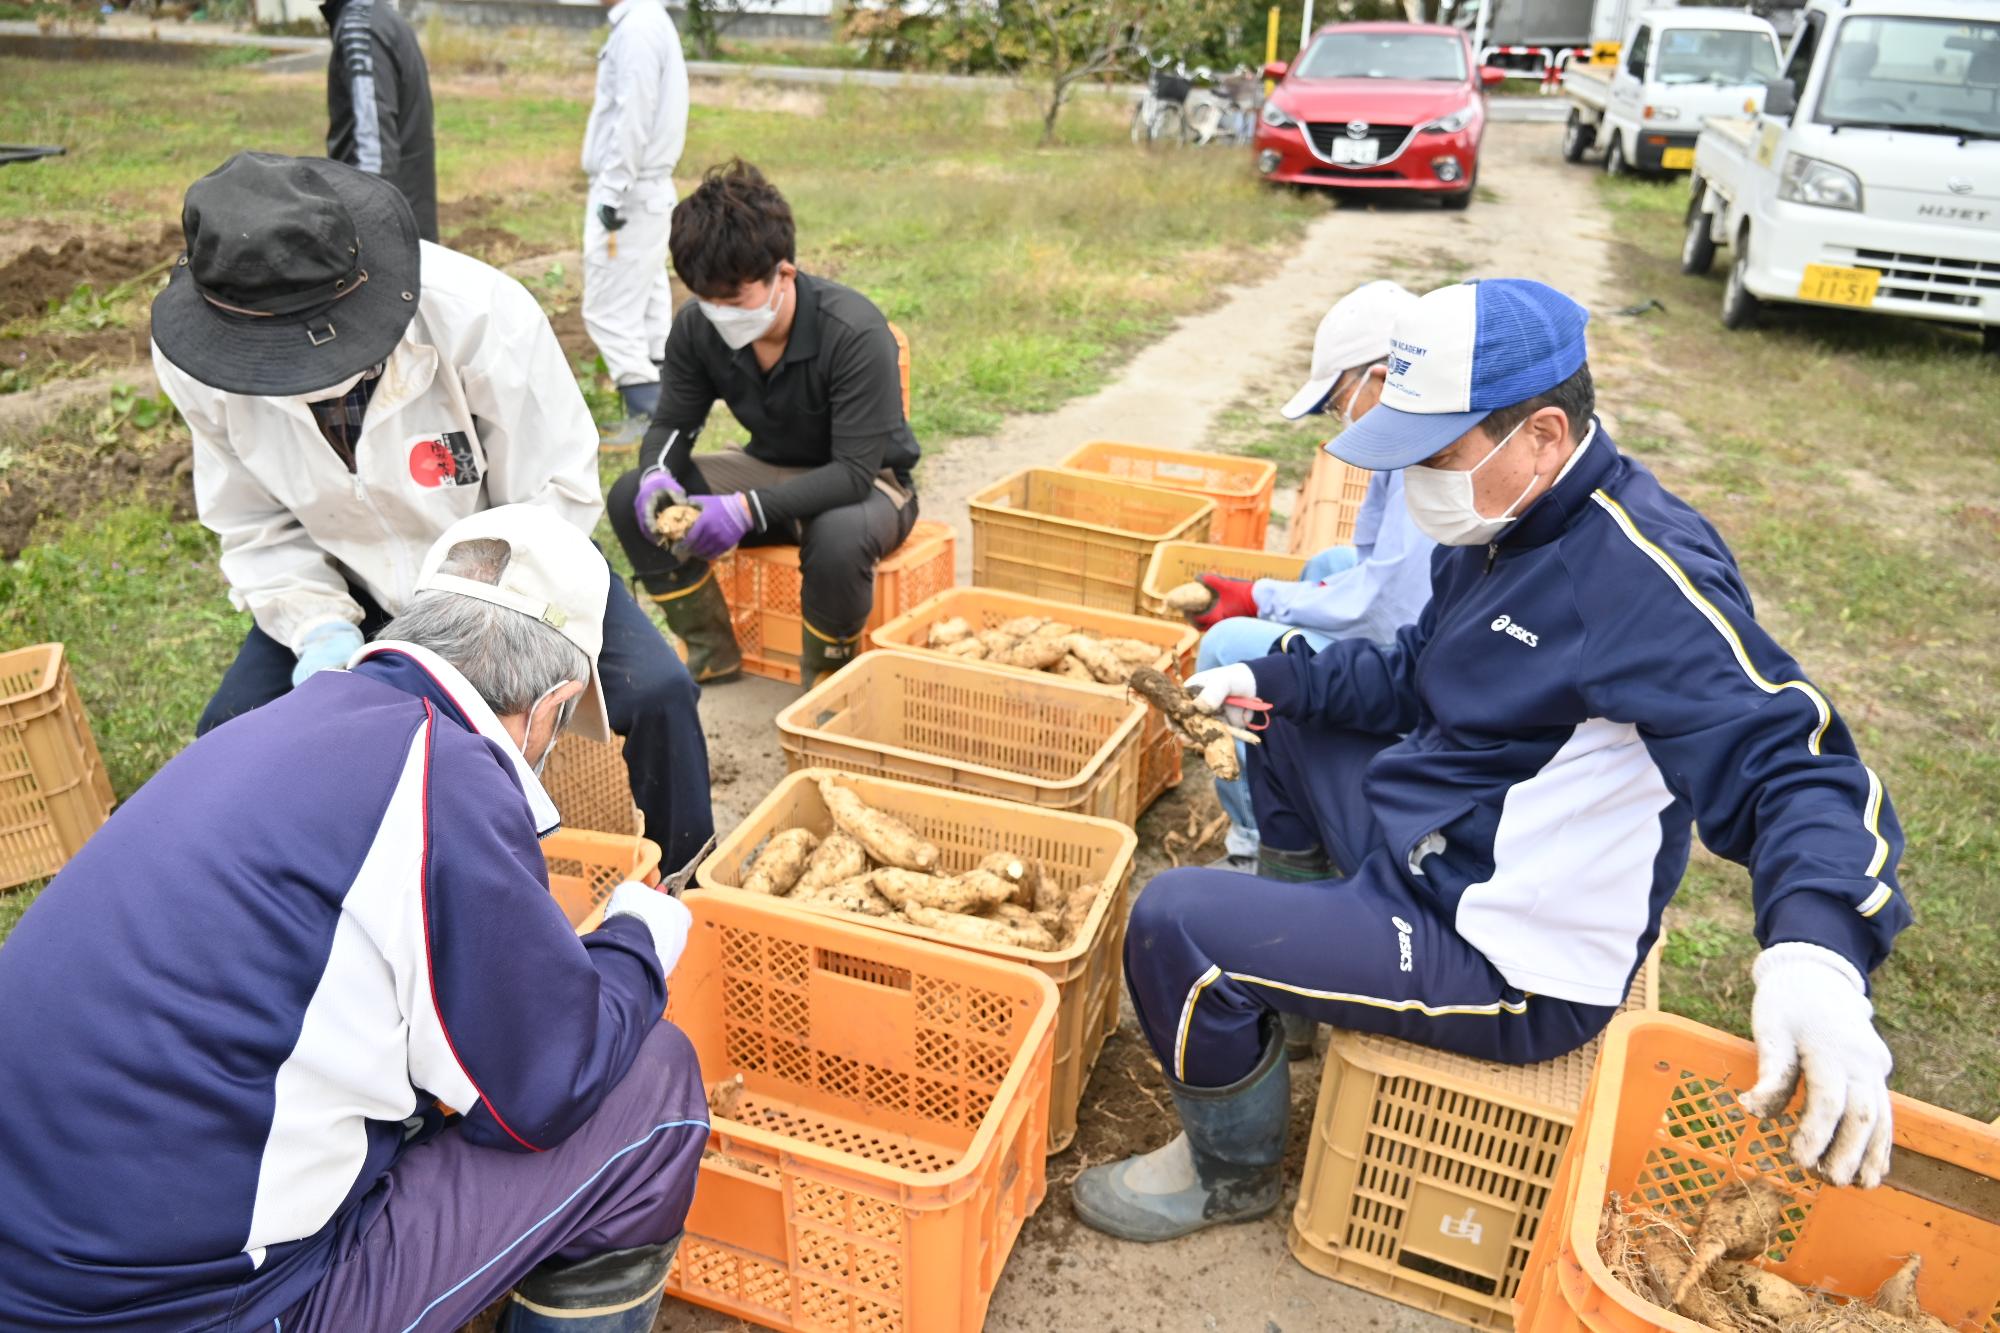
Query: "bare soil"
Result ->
[[0, 226, 180, 324]]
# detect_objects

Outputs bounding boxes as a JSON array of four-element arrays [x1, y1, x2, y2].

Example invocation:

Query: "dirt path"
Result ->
[[673, 121, 1620, 1333]]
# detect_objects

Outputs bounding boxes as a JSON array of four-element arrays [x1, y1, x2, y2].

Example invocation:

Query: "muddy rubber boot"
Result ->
[[1258, 843, 1336, 1060], [1070, 1029, 1288, 1242], [650, 568, 741, 683], [799, 623, 863, 693], [601, 382, 660, 449], [499, 1238, 678, 1332]]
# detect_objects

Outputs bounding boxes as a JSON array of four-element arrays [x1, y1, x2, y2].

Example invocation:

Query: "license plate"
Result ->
[[1798, 263, 1881, 308], [1661, 146, 1695, 170], [1331, 137, 1380, 165]]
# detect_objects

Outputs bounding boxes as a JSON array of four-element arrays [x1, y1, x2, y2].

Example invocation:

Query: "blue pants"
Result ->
[[1125, 716, 1621, 1088], [1197, 545, 1356, 857], [196, 569, 716, 869]]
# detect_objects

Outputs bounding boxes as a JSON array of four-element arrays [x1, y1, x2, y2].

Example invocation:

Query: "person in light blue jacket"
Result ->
[[1183, 280, 1437, 871]]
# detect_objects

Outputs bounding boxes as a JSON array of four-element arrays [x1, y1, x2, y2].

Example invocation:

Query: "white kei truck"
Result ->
[[1561, 7, 1785, 172], [1681, 0, 2000, 346]]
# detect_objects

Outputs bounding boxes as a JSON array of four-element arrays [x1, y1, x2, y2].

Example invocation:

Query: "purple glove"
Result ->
[[684, 493, 756, 560], [632, 469, 687, 545]]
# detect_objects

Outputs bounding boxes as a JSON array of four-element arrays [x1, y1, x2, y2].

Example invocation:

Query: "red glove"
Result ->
[[1190, 574, 1257, 630]]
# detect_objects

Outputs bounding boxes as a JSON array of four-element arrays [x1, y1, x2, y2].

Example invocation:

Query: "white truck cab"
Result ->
[[1562, 8, 1783, 172], [1684, 0, 2000, 346]]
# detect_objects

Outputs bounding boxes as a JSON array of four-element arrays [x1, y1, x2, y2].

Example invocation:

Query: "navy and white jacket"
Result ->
[[1250, 425, 1907, 1006], [0, 644, 667, 1331]]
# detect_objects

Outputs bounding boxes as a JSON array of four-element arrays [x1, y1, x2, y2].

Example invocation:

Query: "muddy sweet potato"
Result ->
[[797, 830, 869, 891], [707, 1072, 746, 1119], [926, 616, 973, 647], [741, 827, 817, 896], [903, 902, 1055, 949], [818, 777, 940, 871], [1059, 633, 1132, 684], [977, 853, 1041, 907], [944, 637, 988, 659], [1671, 1179, 1792, 1306], [1164, 581, 1215, 616], [988, 634, 1070, 670], [651, 504, 701, 546], [1127, 664, 1247, 781], [790, 873, 895, 917]]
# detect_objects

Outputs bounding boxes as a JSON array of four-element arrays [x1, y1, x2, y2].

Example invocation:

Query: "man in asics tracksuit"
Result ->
[[1074, 279, 1908, 1242]]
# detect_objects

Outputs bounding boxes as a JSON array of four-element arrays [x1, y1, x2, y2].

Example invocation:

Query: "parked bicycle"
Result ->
[[1130, 51, 1194, 146], [1182, 65, 1263, 146]]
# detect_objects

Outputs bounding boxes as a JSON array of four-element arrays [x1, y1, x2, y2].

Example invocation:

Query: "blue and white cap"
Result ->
[[1327, 278, 1590, 471]]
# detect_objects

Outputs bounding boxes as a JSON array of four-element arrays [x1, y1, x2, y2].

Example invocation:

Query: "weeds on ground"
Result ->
[[1594, 173, 2000, 1114]]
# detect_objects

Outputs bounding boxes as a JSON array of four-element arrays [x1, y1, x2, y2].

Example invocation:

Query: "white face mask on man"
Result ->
[[698, 271, 787, 350], [525, 686, 579, 778], [1402, 415, 1537, 547], [296, 361, 384, 404]]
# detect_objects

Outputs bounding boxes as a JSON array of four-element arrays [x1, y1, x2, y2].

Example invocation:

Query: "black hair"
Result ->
[[1481, 361, 1596, 440], [667, 159, 797, 299]]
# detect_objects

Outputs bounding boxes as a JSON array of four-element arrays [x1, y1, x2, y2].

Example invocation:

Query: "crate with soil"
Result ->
[[698, 768, 1137, 1153]]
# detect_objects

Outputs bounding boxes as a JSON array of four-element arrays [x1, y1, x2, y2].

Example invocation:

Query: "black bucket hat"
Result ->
[[150, 152, 422, 397]]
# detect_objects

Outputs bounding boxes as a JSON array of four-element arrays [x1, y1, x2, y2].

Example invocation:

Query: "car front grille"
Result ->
[[1304, 122, 1414, 162], [1832, 246, 2000, 309]]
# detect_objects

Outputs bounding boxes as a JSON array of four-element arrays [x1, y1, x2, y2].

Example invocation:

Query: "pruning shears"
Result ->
[[1223, 694, 1273, 732], [657, 835, 714, 899]]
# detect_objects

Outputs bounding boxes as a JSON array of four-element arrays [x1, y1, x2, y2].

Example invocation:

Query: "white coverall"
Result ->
[[581, 0, 688, 390], [151, 242, 603, 654]]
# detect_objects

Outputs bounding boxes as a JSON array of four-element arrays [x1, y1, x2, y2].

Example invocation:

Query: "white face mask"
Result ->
[[1331, 376, 1361, 426], [525, 687, 578, 778], [698, 271, 786, 350], [1402, 416, 1538, 547], [297, 361, 385, 404]]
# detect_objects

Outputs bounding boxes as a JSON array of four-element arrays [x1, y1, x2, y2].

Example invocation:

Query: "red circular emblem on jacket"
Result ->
[[409, 437, 457, 487]]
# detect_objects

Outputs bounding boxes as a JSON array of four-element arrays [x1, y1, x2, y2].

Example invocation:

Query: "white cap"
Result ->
[[414, 504, 613, 742], [1280, 280, 1421, 420]]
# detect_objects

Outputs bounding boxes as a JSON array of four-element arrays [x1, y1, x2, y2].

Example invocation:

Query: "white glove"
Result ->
[[1182, 662, 1258, 728], [1741, 942, 1894, 1188], [603, 880, 693, 977]]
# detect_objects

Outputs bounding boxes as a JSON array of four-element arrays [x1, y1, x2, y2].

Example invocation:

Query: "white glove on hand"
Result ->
[[604, 881, 693, 978], [1742, 942, 1894, 1188], [1183, 662, 1258, 728]]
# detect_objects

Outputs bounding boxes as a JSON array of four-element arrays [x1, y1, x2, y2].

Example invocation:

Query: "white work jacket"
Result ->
[[581, 0, 688, 212], [154, 242, 604, 652]]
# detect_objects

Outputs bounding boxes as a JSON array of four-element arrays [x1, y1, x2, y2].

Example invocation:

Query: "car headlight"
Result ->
[[1421, 104, 1477, 134], [1778, 153, 1862, 210], [1261, 101, 1297, 129]]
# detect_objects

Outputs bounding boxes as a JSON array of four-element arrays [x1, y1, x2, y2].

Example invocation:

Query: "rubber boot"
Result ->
[[602, 382, 660, 449], [649, 568, 741, 683], [1070, 1029, 1288, 1242], [499, 1238, 678, 1332], [1259, 843, 1336, 1062], [799, 623, 863, 692]]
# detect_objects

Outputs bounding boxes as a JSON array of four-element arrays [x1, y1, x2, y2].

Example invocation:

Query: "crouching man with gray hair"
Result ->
[[0, 505, 707, 1333]]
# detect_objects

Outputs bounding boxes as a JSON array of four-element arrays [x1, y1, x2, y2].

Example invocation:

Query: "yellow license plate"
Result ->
[[1661, 146, 1696, 170], [1798, 263, 1880, 307]]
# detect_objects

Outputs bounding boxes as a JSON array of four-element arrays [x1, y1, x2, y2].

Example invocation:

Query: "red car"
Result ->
[[1255, 22, 1506, 208]]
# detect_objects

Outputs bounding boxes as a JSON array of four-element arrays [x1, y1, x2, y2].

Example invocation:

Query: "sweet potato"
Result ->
[[1671, 1179, 1791, 1306], [1053, 654, 1095, 681], [1105, 637, 1165, 665], [652, 503, 701, 545], [790, 874, 894, 917], [997, 615, 1048, 638], [1058, 633, 1131, 684], [977, 853, 1041, 907], [707, 1072, 746, 1119], [944, 637, 988, 659], [1164, 580, 1215, 615], [904, 902, 1055, 949], [865, 868, 945, 910], [741, 827, 817, 896], [797, 830, 869, 891], [867, 866, 1014, 914], [818, 777, 939, 871], [990, 903, 1059, 950], [1062, 878, 1103, 941], [975, 628, 1020, 656], [1127, 664, 1245, 781], [1713, 1261, 1813, 1322], [1873, 1256, 1954, 1333], [926, 616, 973, 647], [988, 634, 1069, 670]]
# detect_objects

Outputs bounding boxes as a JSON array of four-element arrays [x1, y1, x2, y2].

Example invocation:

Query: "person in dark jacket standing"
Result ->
[[1073, 279, 1909, 1245], [323, 0, 438, 240]]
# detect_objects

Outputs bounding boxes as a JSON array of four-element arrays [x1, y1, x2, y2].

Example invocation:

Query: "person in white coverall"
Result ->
[[148, 152, 715, 870], [583, 0, 689, 442]]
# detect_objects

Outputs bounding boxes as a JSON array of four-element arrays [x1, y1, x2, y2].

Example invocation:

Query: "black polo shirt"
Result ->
[[645, 271, 920, 527]]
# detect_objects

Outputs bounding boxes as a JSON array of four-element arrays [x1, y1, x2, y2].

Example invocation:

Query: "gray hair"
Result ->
[[377, 538, 588, 717]]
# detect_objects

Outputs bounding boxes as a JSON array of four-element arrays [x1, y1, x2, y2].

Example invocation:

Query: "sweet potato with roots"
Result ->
[[796, 830, 869, 891], [817, 777, 939, 871], [741, 827, 817, 896], [1126, 664, 1254, 780]]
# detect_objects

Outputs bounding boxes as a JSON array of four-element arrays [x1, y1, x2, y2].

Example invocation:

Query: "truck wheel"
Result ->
[[1984, 326, 2000, 355], [1721, 232, 1760, 330], [1562, 111, 1595, 163], [1603, 133, 1629, 176], [1681, 195, 1717, 276]]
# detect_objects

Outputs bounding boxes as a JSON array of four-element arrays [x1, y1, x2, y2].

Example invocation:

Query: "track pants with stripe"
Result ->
[[1125, 720, 1621, 1090]]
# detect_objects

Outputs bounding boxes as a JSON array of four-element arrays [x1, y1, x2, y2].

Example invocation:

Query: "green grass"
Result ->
[[1594, 174, 2000, 1114]]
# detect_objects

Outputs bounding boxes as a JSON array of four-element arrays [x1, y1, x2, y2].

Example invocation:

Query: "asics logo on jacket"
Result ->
[[1248, 425, 1907, 1008]]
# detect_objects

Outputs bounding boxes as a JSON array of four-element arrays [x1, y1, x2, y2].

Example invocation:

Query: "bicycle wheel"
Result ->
[[1184, 99, 1221, 145], [1130, 99, 1151, 144], [1149, 103, 1187, 147]]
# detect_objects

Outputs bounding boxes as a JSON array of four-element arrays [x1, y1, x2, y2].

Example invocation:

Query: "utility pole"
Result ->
[[1301, 0, 1315, 48]]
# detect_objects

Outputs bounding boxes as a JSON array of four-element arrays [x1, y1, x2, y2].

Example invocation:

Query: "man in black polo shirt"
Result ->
[[607, 160, 920, 688]]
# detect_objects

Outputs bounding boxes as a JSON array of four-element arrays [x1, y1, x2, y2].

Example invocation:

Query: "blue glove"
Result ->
[[685, 493, 757, 561], [291, 621, 365, 687]]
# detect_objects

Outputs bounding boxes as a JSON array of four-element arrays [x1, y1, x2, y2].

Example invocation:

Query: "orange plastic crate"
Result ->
[[776, 649, 1147, 825], [543, 827, 663, 932], [1138, 541, 1310, 620], [871, 587, 1198, 814], [969, 468, 1214, 615], [1517, 1011, 2000, 1333], [698, 769, 1136, 1152], [0, 644, 115, 891], [1289, 450, 1375, 556], [712, 519, 956, 685], [539, 733, 642, 837], [1057, 441, 1277, 550], [1288, 952, 1658, 1329], [665, 890, 1059, 1333]]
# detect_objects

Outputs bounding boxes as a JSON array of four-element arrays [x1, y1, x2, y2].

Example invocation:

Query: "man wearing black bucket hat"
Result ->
[[150, 151, 713, 869]]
